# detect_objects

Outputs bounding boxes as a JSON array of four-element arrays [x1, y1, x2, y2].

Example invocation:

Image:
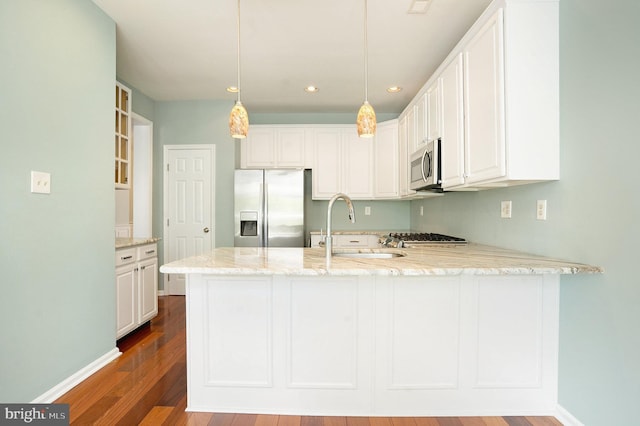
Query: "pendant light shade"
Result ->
[[229, 100, 249, 139], [357, 101, 376, 138], [357, 0, 376, 138], [229, 0, 249, 139]]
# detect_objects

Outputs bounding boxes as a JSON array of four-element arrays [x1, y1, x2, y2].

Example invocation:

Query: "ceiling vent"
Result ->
[[408, 0, 431, 14]]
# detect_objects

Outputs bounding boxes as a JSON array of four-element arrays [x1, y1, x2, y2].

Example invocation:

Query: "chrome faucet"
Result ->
[[325, 193, 356, 262]]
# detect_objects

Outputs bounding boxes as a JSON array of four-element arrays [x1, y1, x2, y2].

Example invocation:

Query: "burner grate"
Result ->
[[388, 232, 466, 244]]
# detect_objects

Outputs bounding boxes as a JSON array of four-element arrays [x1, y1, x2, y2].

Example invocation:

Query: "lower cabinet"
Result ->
[[309, 233, 380, 248], [115, 243, 158, 339]]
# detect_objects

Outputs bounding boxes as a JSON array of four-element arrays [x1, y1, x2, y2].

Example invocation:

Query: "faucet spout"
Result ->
[[326, 193, 356, 263]]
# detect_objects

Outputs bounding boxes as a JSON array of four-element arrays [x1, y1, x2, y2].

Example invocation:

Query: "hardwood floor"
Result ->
[[56, 296, 563, 426]]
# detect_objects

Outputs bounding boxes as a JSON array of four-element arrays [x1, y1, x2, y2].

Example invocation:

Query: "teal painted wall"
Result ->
[[119, 78, 156, 121], [410, 0, 640, 423], [152, 101, 238, 273], [0, 0, 116, 402]]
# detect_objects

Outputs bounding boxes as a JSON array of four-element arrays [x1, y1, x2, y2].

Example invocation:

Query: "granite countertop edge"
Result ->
[[116, 237, 162, 249], [159, 244, 603, 276]]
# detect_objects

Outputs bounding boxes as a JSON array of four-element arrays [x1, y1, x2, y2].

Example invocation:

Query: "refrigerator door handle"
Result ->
[[262, 182, 269, 247]]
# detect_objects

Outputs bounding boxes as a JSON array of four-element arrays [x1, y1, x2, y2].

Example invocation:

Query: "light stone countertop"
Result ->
[[159, 244, 602, 276], [116, 237, 161, 249]]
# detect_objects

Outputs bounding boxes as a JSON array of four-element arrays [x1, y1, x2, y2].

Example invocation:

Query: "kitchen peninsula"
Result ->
[[160, 245, 600, 416]]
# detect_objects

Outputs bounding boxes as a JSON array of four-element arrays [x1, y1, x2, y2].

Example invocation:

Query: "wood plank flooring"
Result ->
[[56, 296, 563, 425]]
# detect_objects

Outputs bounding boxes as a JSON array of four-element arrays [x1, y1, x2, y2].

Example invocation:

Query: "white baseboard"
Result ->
[[556, 404, 584, 426], [31, 348, 122, 403], [158, 289, 167, 296]]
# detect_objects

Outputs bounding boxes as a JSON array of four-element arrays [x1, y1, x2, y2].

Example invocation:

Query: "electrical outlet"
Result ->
[[364, 206, 371, 216], [501, 201, 512, 218], [420, 206, 424, 216], [536, 200, 547, 220], [31, 171, 51, 194]]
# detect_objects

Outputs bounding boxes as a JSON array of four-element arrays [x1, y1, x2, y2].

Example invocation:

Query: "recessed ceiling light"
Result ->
[[304, 85, 319, 93], [387, 86, 403, 93], [226, 86, 239, 93], [408, 0, 431, 14]]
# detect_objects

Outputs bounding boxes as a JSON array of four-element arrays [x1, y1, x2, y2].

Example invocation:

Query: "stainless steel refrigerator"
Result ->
[[234, 169, 305, 247]]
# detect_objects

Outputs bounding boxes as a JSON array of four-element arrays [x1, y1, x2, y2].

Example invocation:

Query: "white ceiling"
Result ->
[[93, 0, 492, 114]]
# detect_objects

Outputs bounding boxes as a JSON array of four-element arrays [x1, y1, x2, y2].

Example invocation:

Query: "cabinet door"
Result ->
[[243, 127, 276, 168], [440, 54, 466, 188], [115, 83, 131, 189], [116, 264, 136, 338], [312, 129, 342, 199], [343, 129, 373, 199], [405, 106, 417, 154], [374, 120, 399, 198], [415, 94, 427, 147], [463, 9, 505, 184], [426, 80, 441, 142], [397, 116, 411, 197], [276, 128, 306, 167], [138, 258, 158, 324]]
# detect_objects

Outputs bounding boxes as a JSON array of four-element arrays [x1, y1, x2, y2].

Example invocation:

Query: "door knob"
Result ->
[[203, 227, 210, 233]]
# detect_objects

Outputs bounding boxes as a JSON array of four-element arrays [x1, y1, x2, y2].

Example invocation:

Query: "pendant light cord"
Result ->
[[363, 0, 369, 103], [236, 0, 242, 103]]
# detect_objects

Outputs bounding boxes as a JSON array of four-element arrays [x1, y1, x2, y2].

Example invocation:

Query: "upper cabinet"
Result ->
[[312, 126, 374, 200], [240, 125, 308, 169], [374, 120, 399, 199], [462, 9, 505, 186], [440, 54, 465, 188], [240, 122, 399, 201], [115, 82, 131, 189], [399, 0, 559, 191]]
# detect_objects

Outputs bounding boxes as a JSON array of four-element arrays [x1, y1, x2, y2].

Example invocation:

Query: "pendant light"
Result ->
[[229, 0, 249, 139], [356, 0, 376, 138]]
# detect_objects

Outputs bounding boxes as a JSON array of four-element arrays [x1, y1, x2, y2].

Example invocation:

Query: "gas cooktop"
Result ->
[[384, 232, 467, 246]]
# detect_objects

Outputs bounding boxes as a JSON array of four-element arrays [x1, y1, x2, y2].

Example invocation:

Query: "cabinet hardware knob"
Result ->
[[203, 227, 210, 233]]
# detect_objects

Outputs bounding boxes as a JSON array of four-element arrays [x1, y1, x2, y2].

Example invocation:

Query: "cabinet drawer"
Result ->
[[137, 243, 158, 261], [334, 235, 370, 248], [115, 248, 136, 267]]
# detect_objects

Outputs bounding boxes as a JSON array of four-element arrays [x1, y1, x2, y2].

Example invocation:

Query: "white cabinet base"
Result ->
[[185, 274, 559, 415]]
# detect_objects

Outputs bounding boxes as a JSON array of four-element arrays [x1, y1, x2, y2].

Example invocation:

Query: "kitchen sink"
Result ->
[[333, 250, 406, 259]]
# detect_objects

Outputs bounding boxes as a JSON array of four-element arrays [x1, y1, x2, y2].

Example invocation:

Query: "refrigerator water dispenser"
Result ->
[[240, 211, 258, 236]]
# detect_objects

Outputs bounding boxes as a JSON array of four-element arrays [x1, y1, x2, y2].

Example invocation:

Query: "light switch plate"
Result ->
[[31, 171, 51, 194], [501, 201, 512, 218]]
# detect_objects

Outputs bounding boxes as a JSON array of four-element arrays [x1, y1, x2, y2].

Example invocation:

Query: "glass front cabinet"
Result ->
[[115, 83, 131, 189]]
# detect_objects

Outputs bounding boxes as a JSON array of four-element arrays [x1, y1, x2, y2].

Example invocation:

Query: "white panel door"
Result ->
[[165, 146, 214, 295]]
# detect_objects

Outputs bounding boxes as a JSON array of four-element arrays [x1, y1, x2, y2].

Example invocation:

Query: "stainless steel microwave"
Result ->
[[409, 139, 442, 192]]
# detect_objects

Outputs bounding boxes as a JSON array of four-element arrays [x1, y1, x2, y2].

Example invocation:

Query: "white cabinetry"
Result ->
[[311, 121, 399, 200], [398, 0, 559, 191], [312, 126, 373, 199], [310, 233, 380, 248], [414, 94, 427, 148], [440, 54, 466, 188], [462, 9, 506, 185], [397, 116, 412, 197], [241, 125, 307, 169], [374, 120, 399, 198], [116, 243, 158, 339], [426, 79, 442, 142], [456, 2, 559, 188]]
